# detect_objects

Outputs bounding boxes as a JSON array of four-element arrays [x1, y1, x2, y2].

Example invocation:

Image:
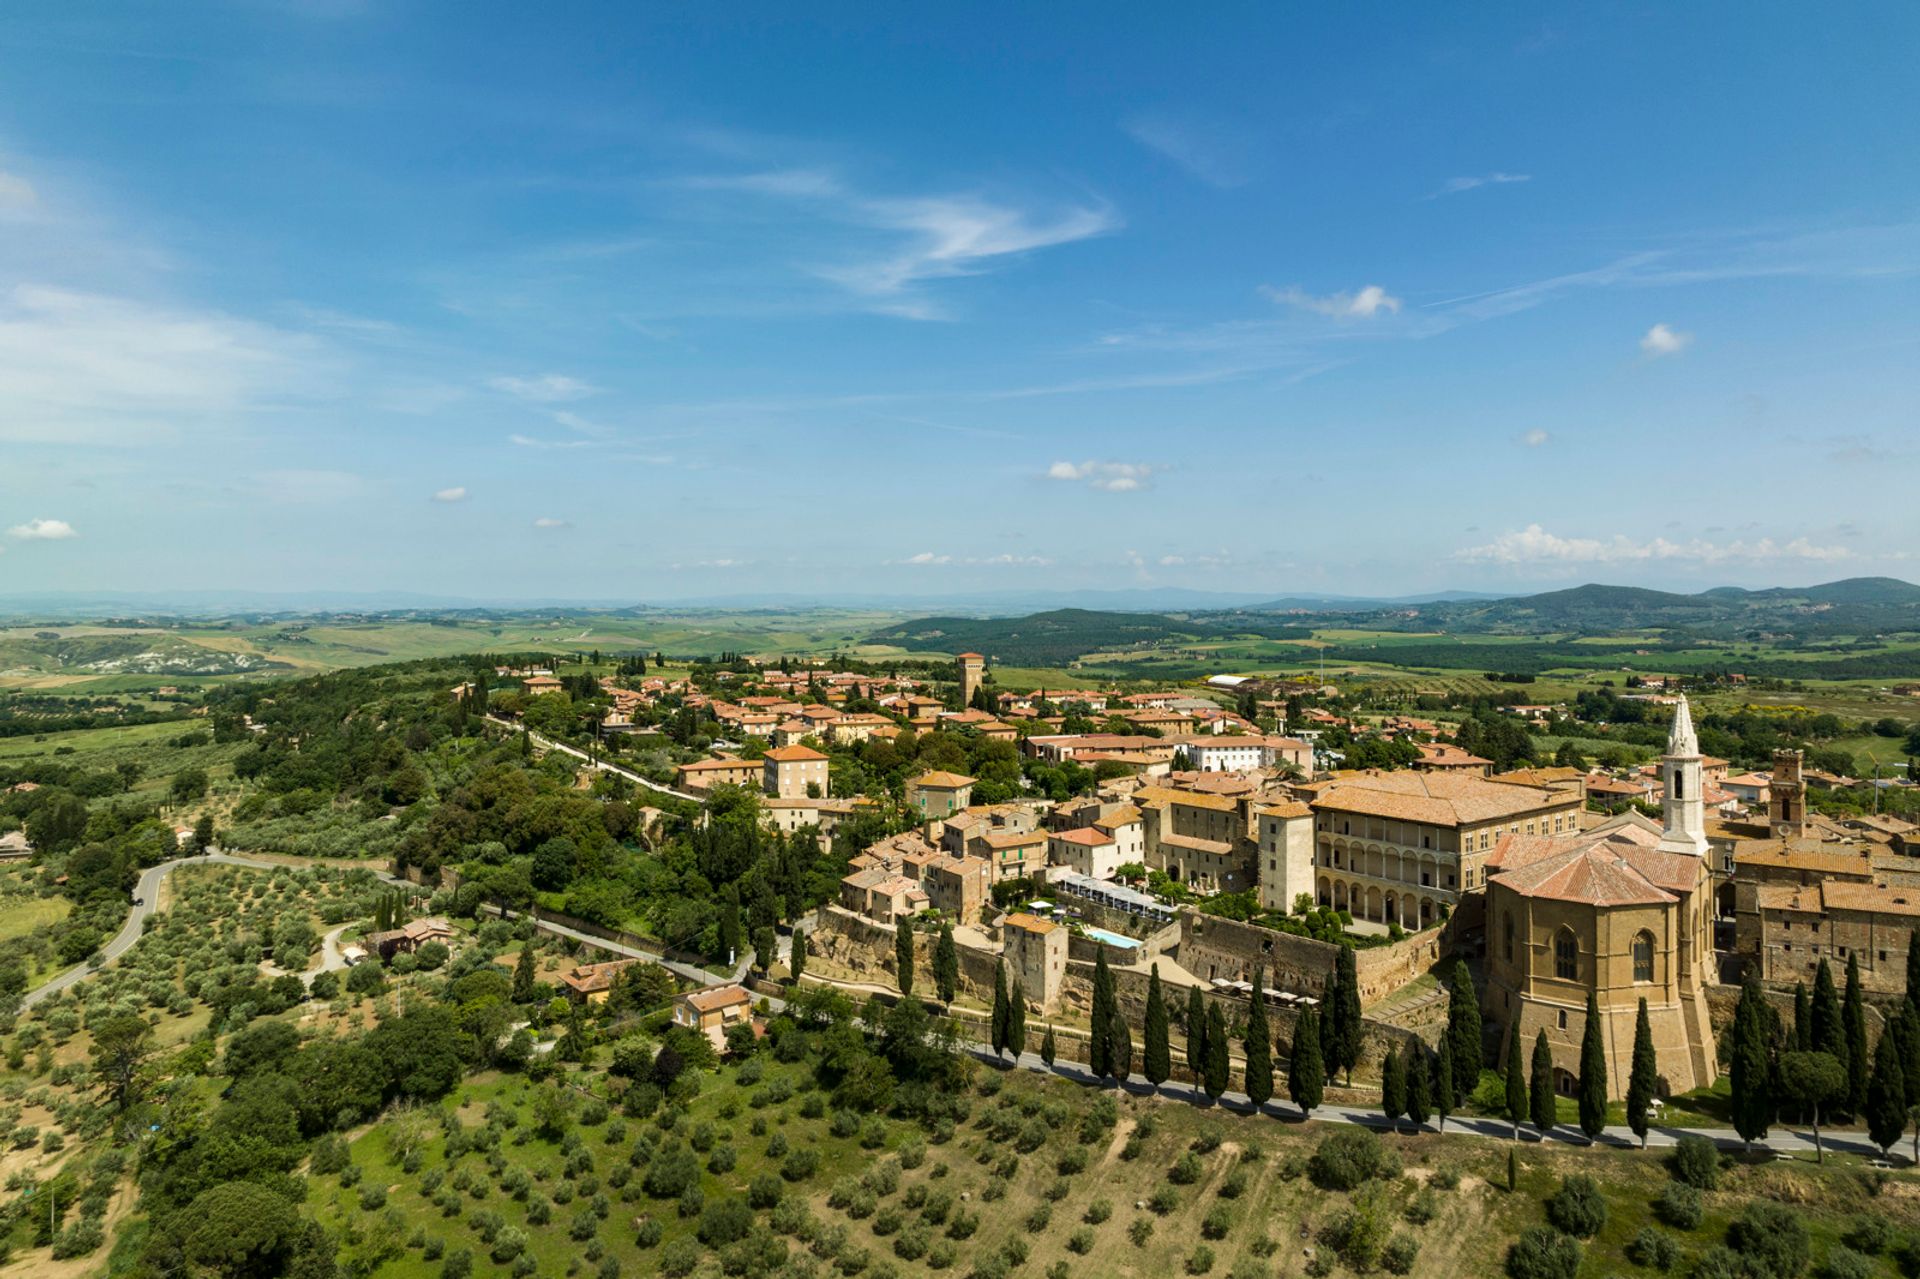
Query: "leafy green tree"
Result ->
[[1444, 958, 1482, 1102], [1203, 1003, 1230, 1099], [1844, 954, 1869, 1116], [1577, 992, 1608, 1141], [894, 918, 914, 997], [89, 1014, 152, 1112], [1142, 964, 1171, 1088], [1731, 974, 1774, 1151], [1090, 948, 1113, 1079], [933, 924, 958, 1003], [1381, 1045, 1406, 1131], [1289, 1008, 1324, 1119], [1504, 1021, 1528, 1140], [1529, 1030, 1556, 1137], [1406, 1041, 1431, 1131], [1626, 998, 1658, 1148], [1008, 979, 1028, 1061], [1244, 966, 1273, 1108], [1867, 1028, 1908, 1155], [1434, 1034, 1455, 1132], [991, 962, 1010, 1058], [753, 926, 777, 974], [1186, 985, 1208, 1085], [1777, 1051, 1846, 1162], [512, 942, 537, 1003], [789, 929, 807, 986]]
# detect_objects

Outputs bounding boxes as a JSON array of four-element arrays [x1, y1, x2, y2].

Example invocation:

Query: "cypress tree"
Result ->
[[1445, 958, 1483, 1102], [1244, 966, 1274, 1109], [1529, 1030, 1557, 1137], [1895, 1002, 1920, 1108], [990, 962, 1010, 1057], [1040, 1024, 1057, 1067], [790, 928, 808, 986], [719, 886, 741, 962], [1908, 929, 1920, 1015], [1845, 954, 1869, 1116], [1186, 985, 1209, 1085], [934, 924, 958, 1003], [1792, 981, 1812, 1052], [1381, 1045, 1406, 1131], [1204, 1002, 1231, 1099], [894, 918, 915, 998], [1089, 948, 1114, 1079], [1008, 978, 1028, 1061], [1504, 1020, 1529, 1140], [512, 941, 536, 1003], [1435, 1035, 1456, 1133], [1867, 1028, 1908, 1155], [1406, 1042, 1431, 1131], [1289, 1008, 1324, 1119], [1333, 946, 1364, 1084], [1142, 964, 1171, 1088], [1730, 973, 1774, 1151], [1578, 991, 1608, 1141], [1110, 991, 1134, 1082], [1626, 998, 1658, 1149], [1318, 964, 1341, 1083], [1812, 958, 1843, 1064]]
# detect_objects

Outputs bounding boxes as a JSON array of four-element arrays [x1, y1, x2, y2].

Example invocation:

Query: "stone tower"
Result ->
[[957, 652, 985, 709], [1656, 695, 1708, 857], [1769, 748, 1807, 838]]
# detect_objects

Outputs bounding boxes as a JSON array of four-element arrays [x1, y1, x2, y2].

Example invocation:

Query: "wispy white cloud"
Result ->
[[508, 433, 594, 450], [1455, 524, 1851, 566], [1262, 283, 1402, 319], [1045, 460, 1164, 493], [532, 516, 572, 530], [897, 550, 1051, 567], [1428, 172, 1531, 199], [1639, 323, 1693, 357], [487, 373, 597, 402], [431, 486, 468, 503], [1521, 428, 1551, 447], [1123, 114, 1252, 188], [7, 517, 76, 540], [0, 171, 38, 215]]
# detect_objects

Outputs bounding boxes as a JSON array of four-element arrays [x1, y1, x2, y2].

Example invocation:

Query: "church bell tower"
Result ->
[[1657, 695, 1708, 857]]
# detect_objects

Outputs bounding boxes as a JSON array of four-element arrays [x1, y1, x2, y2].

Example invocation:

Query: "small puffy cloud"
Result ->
[[1639, 323, 1693, 357], [431, 486, 469, 503], [532, 517, 572, 530], [1263, 283, 1402, 319], [1455, 523, 1850, 566], [1045, 460, 1164, 492], [7, 517, 76, 540], [1520, 429, 1551, 447], [1430, 172, 1531, 198], [487, 373, 597, 403], [905, 551, 951, 565]]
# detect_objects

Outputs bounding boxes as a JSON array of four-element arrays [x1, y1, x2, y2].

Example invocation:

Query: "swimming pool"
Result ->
[[1080, 926, 1141, 950]]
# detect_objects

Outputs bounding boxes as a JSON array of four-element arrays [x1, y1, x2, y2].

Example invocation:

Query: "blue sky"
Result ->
[[1, 2, 1916, 603]]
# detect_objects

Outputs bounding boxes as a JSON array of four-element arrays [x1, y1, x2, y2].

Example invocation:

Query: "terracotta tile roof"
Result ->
[[1003, 911, 1056, 935], [1824, 882, 1920, 917], [1096, 805, 1143, 828], [1157, 832, 1236, 856], [1731, 841, 1875, 876], [763, 744, 828, 762], [1494, 845, 1678, 907], [1051, 826, 1115, 847], [981, 830, 1045, 849], [1311, 770, 1564, 827], [1254, 800, 1313, 819], [684, 985, 753, 1013], [909, 770, 976, 789]]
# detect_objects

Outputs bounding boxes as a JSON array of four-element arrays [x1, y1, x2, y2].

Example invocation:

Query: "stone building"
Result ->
[[907, 770, 975, 819], [1136, 787, 1260, 893], [1002, 911, 1066, 1014], [957, 653, 985, 709], [1307, 768, 1581, 930], [1483, 701, 1717, 1100], [1254, 800, 1315, 914], [762, 744, 829, 799]]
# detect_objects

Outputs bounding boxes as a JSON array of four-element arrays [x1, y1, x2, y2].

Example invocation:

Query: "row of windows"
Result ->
[[1504, 916, 1656, 983]]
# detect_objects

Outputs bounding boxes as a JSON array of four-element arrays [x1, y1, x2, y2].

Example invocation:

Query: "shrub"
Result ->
[[1322, 1194, 1391, 1273], [1170, 1152, 1206, 1184], [1544, 1176, 1607, 1239], [659, 1238, 702, 1278], [1218, 1169, 1249, 1200], [635, 1216, 663, 1247], [946, 1209, 977, 1240], [1403, 1187, 1437, 1225], [1655, 1183, 1702, 1232], [359, 1183, 388, 1211], [1188, 1244, 1216, 1275], [1149, 1186, 1180, 1215], [1057, 1146, 1089, 1176], [929, 1242, 957, 1270], [1068, 1229, 1095, 1255], [1670, 1135, 1720, 1189], [1694, 1247, 1749, 1279], [1507, 1226, 1580, 1279], [1382, 1234, 1420, 1275], [783, 1147, 822, 1182], [699, 1198, 754, 1246], [1201, 1205, 1233, 1240], [1310, 1128, 1387, 1191], [1130, 1217, 1154, 1247], [707, 1144, 736, 1174], [1628, 1228, 1681, 1272], [898, 1137, 927, 1170], [894, 1223, 930, 1262], [1085, 1200, 1112, 1225], [1842, 1218, 1891, 1256], [1817, 1247, 1874, 1279], [1728, 1203, 1809, 1279], [1026, 1203, 1052, 1232]]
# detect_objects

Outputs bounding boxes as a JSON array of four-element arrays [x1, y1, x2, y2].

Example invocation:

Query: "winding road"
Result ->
[[483, 715, 699, 802]]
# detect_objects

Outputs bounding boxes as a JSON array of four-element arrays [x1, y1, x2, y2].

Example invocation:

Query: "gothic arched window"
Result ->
[[1633, 930, 1656, 983], [1555, 928, 1578, 981]]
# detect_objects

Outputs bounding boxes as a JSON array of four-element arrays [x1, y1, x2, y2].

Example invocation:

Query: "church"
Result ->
[[1483, 697, 1718, 1099]]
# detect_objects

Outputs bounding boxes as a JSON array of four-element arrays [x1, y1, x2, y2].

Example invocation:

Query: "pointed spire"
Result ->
[[1667, 695, 1698, 758]]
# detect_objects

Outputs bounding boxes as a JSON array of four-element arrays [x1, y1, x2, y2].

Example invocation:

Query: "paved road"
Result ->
[[484, 716, 698, 802], [23, 851, 410, 1010]]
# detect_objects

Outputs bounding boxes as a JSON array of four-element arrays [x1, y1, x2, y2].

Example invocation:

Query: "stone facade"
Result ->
[[1003, 912, 1067, 1014], [1255, 802, 1315, 914]]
